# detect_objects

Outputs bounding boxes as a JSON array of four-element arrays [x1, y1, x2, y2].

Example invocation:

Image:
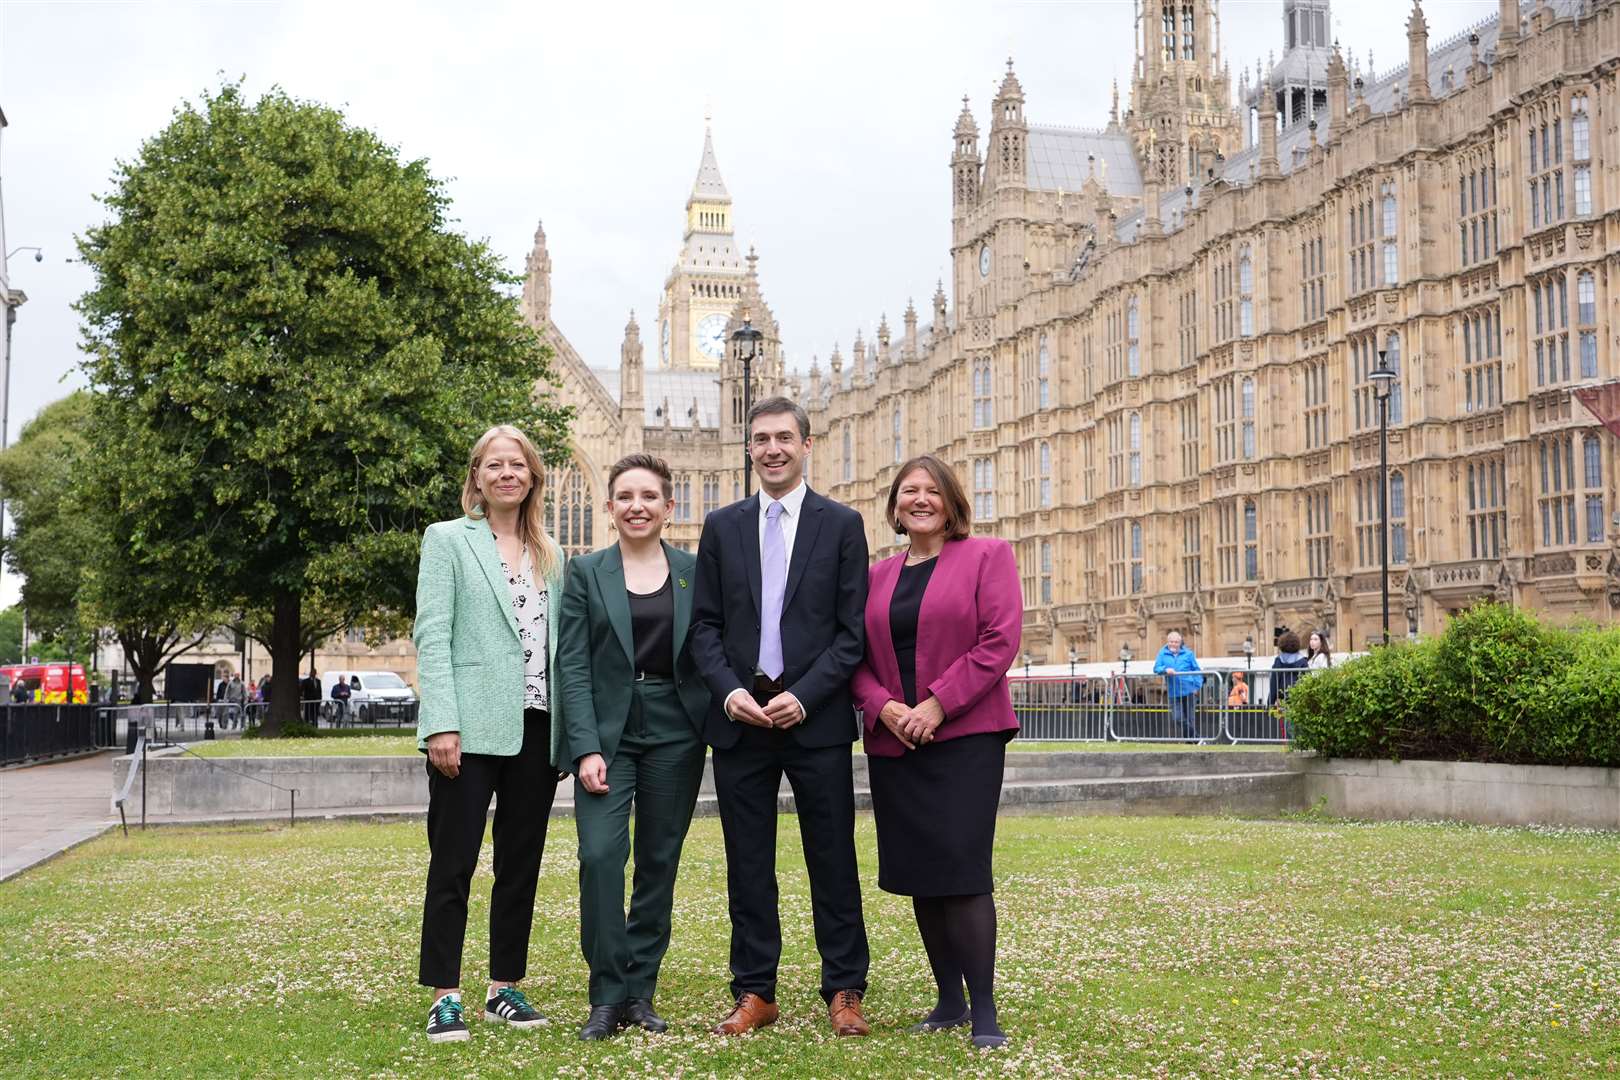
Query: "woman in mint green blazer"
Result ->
[[556, 453, 710, 1041], [413, 424, 566, 1044]]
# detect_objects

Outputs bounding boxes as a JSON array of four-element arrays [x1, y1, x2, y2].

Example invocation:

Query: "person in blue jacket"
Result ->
[[1152, 631, 1202, 741]]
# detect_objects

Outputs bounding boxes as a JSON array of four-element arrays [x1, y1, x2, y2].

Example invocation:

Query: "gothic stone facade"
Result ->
[[518, 125, 797, 560], [803, 0, 1620, 664]]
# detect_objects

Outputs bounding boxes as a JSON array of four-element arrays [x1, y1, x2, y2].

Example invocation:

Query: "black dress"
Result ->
[[868, 557, 1009, 898]]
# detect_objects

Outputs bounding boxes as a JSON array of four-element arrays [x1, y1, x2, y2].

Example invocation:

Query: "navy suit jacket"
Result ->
[[689, 487, 869, 750]]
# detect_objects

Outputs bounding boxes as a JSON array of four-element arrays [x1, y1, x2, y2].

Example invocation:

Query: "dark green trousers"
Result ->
[[575, 678, 705, 1005]]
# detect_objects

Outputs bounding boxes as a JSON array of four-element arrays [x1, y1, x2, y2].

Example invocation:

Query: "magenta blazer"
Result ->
[[852, 535, 1022, 758]]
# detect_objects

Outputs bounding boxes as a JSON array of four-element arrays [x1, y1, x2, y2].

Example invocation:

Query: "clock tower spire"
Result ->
[[657, 121, 749, 371]]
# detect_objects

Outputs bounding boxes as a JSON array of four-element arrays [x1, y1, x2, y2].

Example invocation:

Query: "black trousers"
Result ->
[[418, 709, 558, 989], [711, 714, 869, 1004]]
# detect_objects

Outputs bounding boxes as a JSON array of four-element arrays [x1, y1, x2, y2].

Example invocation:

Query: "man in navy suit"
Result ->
[[689, 396, 871, 1037]]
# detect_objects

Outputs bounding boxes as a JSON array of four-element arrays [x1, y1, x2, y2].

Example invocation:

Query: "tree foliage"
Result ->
[[0, 393, 98, 640], [76, 83, 569, 731]]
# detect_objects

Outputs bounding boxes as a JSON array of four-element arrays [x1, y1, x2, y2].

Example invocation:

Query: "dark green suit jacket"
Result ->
[[555, 542, 709, 770]]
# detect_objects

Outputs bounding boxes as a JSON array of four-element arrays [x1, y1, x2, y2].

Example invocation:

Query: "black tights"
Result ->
[[912, 893, 1001, 1038]]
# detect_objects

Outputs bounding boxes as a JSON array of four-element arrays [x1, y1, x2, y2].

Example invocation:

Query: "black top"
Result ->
[[889, 557, 938, 707], [628, 576, 676, 678]]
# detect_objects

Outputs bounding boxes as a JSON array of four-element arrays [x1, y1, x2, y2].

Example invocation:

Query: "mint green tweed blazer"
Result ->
[[414, 515, 566, 760]]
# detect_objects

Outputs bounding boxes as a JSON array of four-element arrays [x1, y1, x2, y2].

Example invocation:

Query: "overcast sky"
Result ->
[[1, 0, 1498, 606]]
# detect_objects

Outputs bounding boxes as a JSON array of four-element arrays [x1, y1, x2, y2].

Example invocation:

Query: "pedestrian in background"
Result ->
[[1268, 631, 1310, 707], [1226, 671, 1249, 707], [1307, 631, 1333, 671], [1152, 630, 1202, 741]]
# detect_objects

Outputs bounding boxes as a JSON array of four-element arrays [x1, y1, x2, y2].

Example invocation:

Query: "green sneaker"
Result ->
[[484, 986, 548, 1029], [426, 993, 469, 1043]]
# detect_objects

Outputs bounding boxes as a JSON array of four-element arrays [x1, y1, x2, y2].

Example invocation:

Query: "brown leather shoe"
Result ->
[[828, 989, 870, 1036], [712, 992, 779, 1035]]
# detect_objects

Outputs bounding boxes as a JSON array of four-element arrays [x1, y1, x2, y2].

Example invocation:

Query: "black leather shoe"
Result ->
[[624, 997, 667, 1033], [578, 1003, 625, 1041]]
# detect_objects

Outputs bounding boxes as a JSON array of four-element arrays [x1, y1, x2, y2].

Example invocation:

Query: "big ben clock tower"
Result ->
[[656, 124, 749, 370]]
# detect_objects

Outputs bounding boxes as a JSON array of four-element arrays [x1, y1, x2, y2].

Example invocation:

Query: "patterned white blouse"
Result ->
[[500, 547, 550, 711]]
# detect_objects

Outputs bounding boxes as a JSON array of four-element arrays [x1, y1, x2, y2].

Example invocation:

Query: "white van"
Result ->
[[320, 670, 417, 723]]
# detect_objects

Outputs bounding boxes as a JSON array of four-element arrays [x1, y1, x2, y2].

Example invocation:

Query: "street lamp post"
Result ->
[[1068, 644, 1078, 681], [1370, 341, 1399, 646], [1022, 651, 1032, 679], [1242, 636, 1254, 671], [730, 314, 764, 499], [1118, 642, 1133, 678]]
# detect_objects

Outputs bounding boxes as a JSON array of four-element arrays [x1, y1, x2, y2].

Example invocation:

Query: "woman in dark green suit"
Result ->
[[556, 453, 710, 1040]]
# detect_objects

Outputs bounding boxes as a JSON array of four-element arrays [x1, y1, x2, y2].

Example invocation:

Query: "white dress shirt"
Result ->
[[724, 481, 809, 722]]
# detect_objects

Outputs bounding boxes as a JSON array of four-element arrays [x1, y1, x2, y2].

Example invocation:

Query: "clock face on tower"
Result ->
[[661, 319, 670, 363], [696, 313, 729, 362], [979, 244, 992, 278]]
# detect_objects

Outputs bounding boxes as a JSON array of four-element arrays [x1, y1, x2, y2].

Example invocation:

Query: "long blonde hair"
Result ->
[[461, 424, 558, 579]]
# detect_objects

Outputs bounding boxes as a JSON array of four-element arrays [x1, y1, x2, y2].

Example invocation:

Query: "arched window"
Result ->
[[892, 406, 902, 464], [1584, 435, 1606, 544], [1127, 297, 1141, 378], [1129, 520, 1144, 593], [1039, 441, 1052, 508], [1386, 333, 1404, 424], [1381, 181, 1399, 284], [1037, 333, 1051, 408], [842, 424, 853, 483], [1243, 499, 1258, 581], [545, 462, 595, 557], [1040, 539, 1054, 603], [1128, 412, 1143, 487], [1238, 246, 1254, 337], [1390, 470, 1408, 564], [1240, 377, 1256, 460]]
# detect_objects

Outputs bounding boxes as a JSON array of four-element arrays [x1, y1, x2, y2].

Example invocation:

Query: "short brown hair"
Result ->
[[746, 396, 810, 440], [885, 454, 972, 541], [1277, 630, 1302, 653], [607, 453, 673, 499]]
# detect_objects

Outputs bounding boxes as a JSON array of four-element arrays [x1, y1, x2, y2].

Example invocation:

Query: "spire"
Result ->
[[903, 298, 919, 360], [1499, 0, 1521, 54], [995, 57, 1025, 108], [1406, 0, 1432, 104], [1258, 79, 1280, 177], [1109, 79, 1121, 129], [621, 310, 644, 407], [852, 329, 867, 382], [1328, 44, 1348, 128], [690, 123, 732, 204], [952, 95, 982, 208], [746, 244, 759, 279], [521, 220, 551, 325]]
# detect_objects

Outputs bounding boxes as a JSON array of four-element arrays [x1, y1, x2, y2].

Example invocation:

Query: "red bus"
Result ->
[[0, 663, 89, 704]]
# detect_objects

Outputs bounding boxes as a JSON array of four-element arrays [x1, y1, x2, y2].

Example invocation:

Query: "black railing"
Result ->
[[0, 705, 104, 766]]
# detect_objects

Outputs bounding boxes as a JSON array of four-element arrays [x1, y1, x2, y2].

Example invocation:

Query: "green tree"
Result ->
[[76, 83, 569, 733], [0, 392, 217, 701], [0, 606, 22, 665], [0, 393, 98, 640]]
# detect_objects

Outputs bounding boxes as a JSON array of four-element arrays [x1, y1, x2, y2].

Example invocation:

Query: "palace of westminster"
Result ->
[[299, 0, 1620, 684]]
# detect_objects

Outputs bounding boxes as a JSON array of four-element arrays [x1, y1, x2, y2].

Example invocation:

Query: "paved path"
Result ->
[[0, 752, 118, 882]]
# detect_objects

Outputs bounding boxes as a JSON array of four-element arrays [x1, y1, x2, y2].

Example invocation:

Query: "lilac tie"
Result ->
[[758, 500, 786, 680]]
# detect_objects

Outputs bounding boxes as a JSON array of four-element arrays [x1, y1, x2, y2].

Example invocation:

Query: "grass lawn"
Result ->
[[1, 815, 1615, 1077], [188, 734, 419, 758]]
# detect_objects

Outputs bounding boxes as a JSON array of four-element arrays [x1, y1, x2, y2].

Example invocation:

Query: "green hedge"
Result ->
[[1287, 603, 1620, 767]]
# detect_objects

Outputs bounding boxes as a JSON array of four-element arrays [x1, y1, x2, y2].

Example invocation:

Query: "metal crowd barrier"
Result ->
[[0, 704, 103, 765], [1009, 667, 1314, 745]]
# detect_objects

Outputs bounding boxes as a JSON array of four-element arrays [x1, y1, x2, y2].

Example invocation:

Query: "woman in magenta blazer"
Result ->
[[851, 453, 1021, 1049]]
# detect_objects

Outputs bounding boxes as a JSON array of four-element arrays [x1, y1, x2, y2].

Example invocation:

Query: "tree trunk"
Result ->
[[267, 589, 302, 736], [121, 632, 161, 705]]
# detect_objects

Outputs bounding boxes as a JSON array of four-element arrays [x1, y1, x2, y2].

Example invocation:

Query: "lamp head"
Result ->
[[1242, 636, 1254, 656], [1119, 642, 1133, 664]]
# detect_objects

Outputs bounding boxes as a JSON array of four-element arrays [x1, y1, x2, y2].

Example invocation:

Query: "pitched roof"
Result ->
[[690, 125, 731, 203], [1027, 126, 1143, 197]]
